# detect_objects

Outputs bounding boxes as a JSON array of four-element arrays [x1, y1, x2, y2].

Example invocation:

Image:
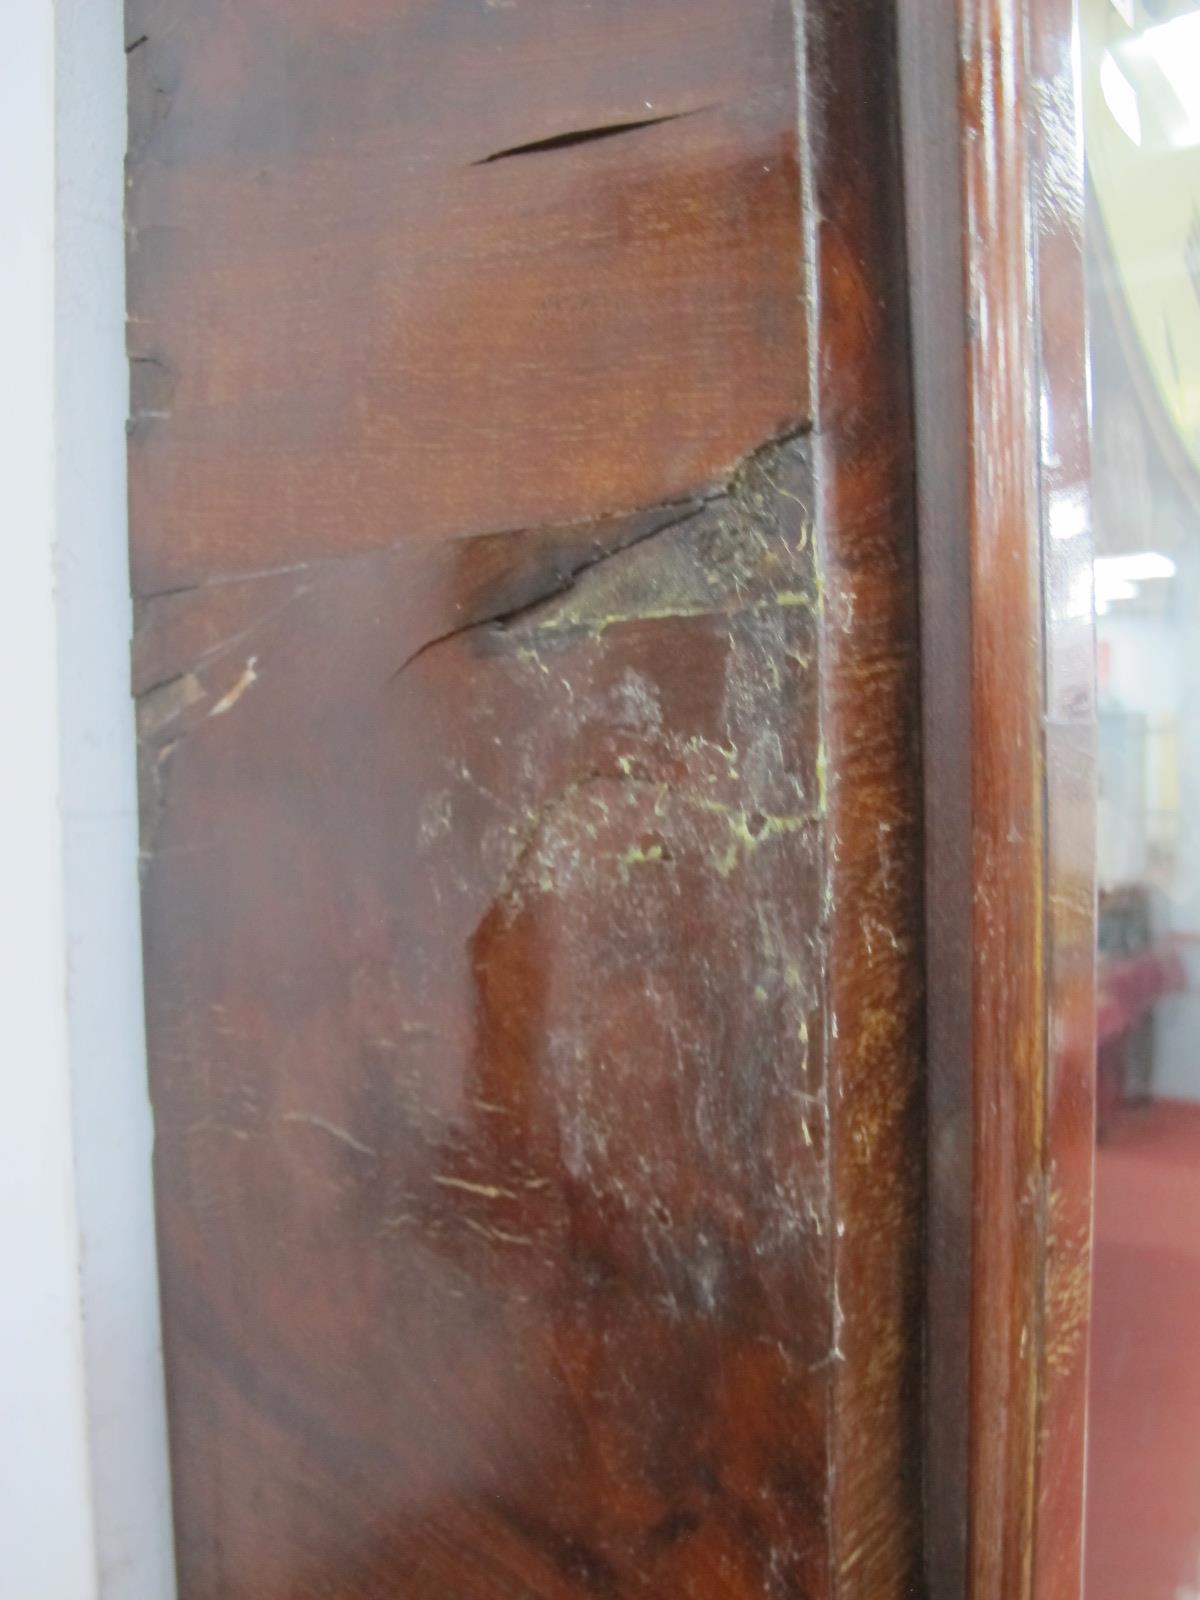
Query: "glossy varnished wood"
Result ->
[[804, 4, 925, 1592], [899, 0, 1095, 1596], [129, 3, 923, 1597]]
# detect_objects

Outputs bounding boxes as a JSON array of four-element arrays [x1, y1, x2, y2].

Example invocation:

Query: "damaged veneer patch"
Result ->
[[136, 425, 834, 1595]]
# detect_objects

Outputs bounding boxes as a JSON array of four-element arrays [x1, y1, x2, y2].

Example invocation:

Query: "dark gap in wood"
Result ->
[[895, 1, 974, 1596], [474, 107, 709, 166]]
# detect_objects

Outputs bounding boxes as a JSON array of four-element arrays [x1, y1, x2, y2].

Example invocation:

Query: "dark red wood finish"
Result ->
[[126, 1, 809, 595], [803, 8, 925, 1591], [128, 4, 924, 1597], [899, 1, 1095, 1597]]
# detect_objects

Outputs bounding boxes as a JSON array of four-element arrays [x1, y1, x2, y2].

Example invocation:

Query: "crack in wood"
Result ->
[[472, 105, 716, 166]]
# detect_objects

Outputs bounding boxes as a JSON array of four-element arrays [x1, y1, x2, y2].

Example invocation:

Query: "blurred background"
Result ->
[[1084, 2, 1200, 1595]]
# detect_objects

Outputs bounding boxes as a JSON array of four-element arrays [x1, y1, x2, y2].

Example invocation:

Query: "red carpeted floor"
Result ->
[[1086, 1099, 1200, 1600]]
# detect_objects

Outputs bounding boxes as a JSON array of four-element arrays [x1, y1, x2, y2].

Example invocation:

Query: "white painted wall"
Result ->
[[0, 9, 98, 1591], [1, 3, 176, 1595]]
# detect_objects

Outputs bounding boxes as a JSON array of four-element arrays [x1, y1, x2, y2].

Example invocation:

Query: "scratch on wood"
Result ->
[[279, 1112, 375, 1158], [208, 656, 259, 717]]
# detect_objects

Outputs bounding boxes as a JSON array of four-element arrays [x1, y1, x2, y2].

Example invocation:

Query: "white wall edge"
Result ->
[[2, 3, 176, 1595], [1, 3, 102, 1593]]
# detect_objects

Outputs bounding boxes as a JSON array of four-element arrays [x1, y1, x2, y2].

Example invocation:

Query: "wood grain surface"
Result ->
[[126, 0, 808, 594], [128, 3, 924, 1596], [804, 5, 925, 1593]]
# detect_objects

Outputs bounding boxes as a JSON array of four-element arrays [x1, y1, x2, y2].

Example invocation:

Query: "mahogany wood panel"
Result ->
[[803, 7, 925, 1593], [128, 3, 923, 1597], [899, 0, 1095, 1596], [126, 0, 808, 593]]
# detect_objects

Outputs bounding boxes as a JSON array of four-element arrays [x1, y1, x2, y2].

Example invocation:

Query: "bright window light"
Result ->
[[1093, 552, 1175, 615], [1101, 48, 1143, 145], [1095, 577, 1138, 616], [1094, 551, 1177, 582], [1142, 10, 1200, 147]]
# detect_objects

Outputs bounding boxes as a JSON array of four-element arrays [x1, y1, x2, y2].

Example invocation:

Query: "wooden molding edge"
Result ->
[[899, 1, 1096, 1596]]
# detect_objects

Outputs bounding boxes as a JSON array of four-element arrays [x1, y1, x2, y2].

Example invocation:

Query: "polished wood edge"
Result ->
[[803, 2, 926, 1592], [899, 0, 1096, 1596]]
